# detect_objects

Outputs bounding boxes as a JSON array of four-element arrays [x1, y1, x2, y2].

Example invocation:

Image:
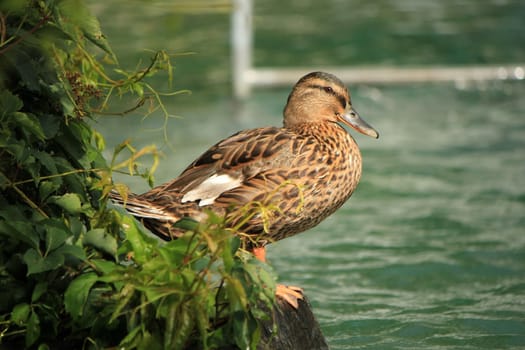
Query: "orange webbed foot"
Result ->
[[276, 284, 304, 309], [252, 246, 304, 309]]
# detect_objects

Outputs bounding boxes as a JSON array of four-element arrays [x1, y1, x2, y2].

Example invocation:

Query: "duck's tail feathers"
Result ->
[[108, 189, 177, 222]]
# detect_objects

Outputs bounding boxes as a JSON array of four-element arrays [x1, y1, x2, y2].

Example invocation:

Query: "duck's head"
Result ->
[[283, 71, 379, 139]]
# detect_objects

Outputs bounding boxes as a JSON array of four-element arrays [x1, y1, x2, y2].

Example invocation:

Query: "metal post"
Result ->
[[231, 0, 253, 99]]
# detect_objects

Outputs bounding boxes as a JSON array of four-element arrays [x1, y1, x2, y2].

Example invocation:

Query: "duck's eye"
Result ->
[[323, 86, 334, 93]]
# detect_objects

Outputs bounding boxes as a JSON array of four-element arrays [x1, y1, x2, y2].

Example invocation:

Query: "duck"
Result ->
[[110, 71, 379, 308]]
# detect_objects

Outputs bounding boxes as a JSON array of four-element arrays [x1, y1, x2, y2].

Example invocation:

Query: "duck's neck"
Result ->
[[288, 122, 353, 142], [289, 121, 361, 169]]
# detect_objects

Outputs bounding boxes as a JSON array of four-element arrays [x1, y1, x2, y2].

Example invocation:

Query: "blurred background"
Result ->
[[91, 1, 525, 348]]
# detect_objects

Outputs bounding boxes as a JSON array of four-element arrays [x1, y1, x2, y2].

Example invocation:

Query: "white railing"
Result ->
[[231, 0, 524, 99]]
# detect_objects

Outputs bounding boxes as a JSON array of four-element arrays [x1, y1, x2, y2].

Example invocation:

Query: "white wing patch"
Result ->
[[182, 173, 243, 206]]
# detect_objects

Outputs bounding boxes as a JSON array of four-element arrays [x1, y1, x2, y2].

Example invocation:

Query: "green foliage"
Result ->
[[0, 1, 276, 348]]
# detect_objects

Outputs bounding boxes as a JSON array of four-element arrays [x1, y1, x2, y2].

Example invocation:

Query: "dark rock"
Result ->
[[258, 295, 329, 350]]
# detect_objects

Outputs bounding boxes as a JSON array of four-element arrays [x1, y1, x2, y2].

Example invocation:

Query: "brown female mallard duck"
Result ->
[[110, 71, 379, 307]]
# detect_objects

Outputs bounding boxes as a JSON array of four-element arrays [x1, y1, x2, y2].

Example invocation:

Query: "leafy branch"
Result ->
[[0, 1, 277, 349]]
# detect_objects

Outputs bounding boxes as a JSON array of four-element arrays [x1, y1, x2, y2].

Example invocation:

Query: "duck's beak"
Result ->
[[339, 106, 379, 139]]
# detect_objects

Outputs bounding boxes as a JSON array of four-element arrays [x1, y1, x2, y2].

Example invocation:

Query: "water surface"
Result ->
[[93, 1, 525, 348]]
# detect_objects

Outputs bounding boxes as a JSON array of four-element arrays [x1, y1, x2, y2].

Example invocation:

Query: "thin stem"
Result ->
[[12, 184, 49, 218], [0, 13, 50, 55]]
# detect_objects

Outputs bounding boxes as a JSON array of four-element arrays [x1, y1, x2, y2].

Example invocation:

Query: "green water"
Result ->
[[93, 1, 525, 348]]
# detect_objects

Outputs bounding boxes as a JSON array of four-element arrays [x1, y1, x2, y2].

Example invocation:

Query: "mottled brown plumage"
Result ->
[[110, 71, 379, 248]]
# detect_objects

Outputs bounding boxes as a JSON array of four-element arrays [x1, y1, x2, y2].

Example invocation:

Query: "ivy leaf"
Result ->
[[4, 47, 42, 92], [0, 90, 23, 116], [44, 220, 69, 252], [34, 151, 58, 175], [32, 282, 48, 303], [64, 272, 98, 320], [39, 114, 61, 139], [0, 0, 29, 14], [23, 248, 64, 275], [56, 0, 117, 61], [92, 129, 106, 152], [0, 220, 40, 249], [26, 311, 41, 347], [159, 237, 192, 267], [54, 157, 86, 198], [13, 112, 46, 141], [39, 181, 61, 201], [118, 327, 139, 348], [120, 215, 157, 264], [11, 303, 31, 326], [53, 243, 86, 261], [170, 302, 194, 350], [83, 228, 117, 257], [5, 139, 29, 163], [56, 121, 90, 169], [90, 258, 118, 275], [68, 216, 84, 240], [173, 217, 199, 231], [225, 277, 248, 313], [242, 260, 276, 308], [222, 239, 234, 273], [36, 22, 74, 52], [49, 193, 82, 214], [232, 311, 251, 350]]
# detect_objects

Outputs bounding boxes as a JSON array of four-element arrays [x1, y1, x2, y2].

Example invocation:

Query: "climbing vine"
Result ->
[[0, 1, 275, 348]]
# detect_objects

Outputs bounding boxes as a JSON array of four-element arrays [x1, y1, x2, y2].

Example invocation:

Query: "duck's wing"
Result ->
[[141, 127, 297, 207]]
